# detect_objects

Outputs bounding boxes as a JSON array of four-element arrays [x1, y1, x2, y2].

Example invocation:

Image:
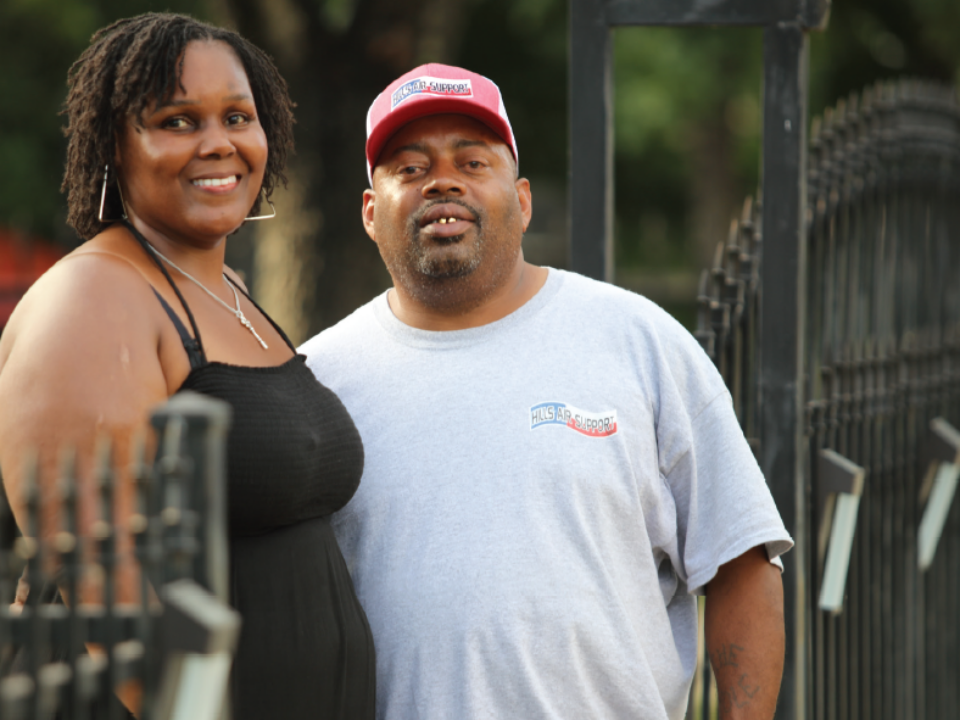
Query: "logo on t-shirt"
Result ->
[[391, 77, 474, 109], [530, 401, 618, 438]]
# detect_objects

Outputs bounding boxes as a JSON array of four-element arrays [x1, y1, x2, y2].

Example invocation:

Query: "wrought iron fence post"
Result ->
[[150, 393, 231, 604], [570, 3, 831, 719], [759, 21, 809, 720], [0, 391, 237, 719], [569, 0, 614, 282]]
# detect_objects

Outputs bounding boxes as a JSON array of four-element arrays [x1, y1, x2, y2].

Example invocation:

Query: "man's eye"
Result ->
[[401, 166, 421, 175], [466, 161, 484, 169]]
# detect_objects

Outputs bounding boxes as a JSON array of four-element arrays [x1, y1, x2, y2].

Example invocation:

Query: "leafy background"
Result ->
[[2, 0, 958, 338]]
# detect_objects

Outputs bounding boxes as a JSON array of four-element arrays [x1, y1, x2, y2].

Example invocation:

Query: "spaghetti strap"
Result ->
[[122, 219, 293, 362], [224, 275, 298, 354], [121, 220, 208, 365], [151, 289, 206, 370]]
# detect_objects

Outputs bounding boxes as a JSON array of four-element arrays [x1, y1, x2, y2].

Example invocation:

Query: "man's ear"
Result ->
[[362, 189, 377, 242], [516, 178, 532, 234]]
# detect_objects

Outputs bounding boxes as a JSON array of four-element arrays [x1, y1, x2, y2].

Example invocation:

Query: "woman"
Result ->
[[0, 13, 374, 718]]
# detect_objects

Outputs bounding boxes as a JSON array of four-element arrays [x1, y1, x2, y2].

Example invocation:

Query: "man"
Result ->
[[301, 64, 793, 720]]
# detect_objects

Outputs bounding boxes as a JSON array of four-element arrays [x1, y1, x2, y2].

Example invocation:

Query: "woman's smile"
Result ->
[[191, 174, 242, 192], [115, 39, 268, 249]]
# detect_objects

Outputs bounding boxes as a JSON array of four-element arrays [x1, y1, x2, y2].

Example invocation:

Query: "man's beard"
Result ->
[[381, 198, 520, 313], [406, 199, 484, 279]]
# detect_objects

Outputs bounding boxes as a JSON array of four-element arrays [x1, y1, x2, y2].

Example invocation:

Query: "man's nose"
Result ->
[[422, 160, 463, 197]]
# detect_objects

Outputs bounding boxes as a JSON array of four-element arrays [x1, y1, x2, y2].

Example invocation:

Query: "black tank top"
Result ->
[[125, 221, 376, 718]]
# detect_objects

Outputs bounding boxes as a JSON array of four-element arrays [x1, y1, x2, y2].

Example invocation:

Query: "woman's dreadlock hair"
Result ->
[[61, 12, 295, 240]]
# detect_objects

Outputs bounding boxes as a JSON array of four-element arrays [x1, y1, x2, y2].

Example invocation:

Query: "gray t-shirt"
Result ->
[[300, 269, 793, 720]]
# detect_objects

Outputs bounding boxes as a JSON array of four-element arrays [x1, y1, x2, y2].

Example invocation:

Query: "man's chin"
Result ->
[[413, 246, 481, 279], [417, 260, 479, 280]]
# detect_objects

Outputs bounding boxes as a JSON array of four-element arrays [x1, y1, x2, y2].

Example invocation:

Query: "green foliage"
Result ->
[[3, 0, 959, 274], [615, 27, 761, 155], [319, 0, 357, 33], [461, 1, 766, 271], [459, 0, 568, 181], [614, 26, 763, 268], [465, 0, 960, 276], [811, 0, 960, 116]]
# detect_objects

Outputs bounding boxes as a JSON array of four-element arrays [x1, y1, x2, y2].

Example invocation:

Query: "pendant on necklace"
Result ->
[[237, 310, 269, 349]]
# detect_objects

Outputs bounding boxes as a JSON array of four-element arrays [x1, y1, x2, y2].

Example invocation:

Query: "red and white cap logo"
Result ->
[[365, 63, 518, 184]]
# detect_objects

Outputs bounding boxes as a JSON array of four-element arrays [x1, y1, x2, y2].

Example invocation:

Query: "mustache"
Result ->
[[410, 198, 482, 235]]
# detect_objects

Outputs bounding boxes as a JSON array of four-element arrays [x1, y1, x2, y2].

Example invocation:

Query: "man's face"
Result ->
[[363, 114, 532, 313]]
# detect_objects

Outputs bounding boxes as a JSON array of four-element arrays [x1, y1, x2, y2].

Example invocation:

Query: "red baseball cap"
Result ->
[[365, 63, 518, 184]]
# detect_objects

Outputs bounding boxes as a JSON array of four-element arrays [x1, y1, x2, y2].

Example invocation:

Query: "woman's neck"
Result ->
[[124, 216, 230, 288]]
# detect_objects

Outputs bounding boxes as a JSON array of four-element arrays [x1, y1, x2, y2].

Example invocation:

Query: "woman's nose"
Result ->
[[198, 121, 235, 158]]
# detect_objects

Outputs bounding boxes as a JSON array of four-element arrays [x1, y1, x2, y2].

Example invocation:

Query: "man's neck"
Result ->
[[388, 260, 549, 331]]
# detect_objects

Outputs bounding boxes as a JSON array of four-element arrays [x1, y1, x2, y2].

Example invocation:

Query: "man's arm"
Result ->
[[704, 545, 785, 720]]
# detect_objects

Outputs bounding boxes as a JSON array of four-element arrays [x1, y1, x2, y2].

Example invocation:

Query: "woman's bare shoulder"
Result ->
[[1, 228, 162, 364], [223, 265, 249, 293], [0, 228, 170, 531]]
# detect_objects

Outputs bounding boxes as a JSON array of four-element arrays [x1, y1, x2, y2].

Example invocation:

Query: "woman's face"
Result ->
[[115, 39, 268, 246]]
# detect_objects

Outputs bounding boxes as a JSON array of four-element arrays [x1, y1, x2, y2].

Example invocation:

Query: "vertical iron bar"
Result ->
[[569, 0, 614, 282], [150, 394, 232, 602], [760, 22, 809, 720], [130, 435, 154, 720]]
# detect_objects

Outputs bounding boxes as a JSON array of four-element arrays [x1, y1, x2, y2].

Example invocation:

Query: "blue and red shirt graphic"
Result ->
[[530, 401, 618, 438]]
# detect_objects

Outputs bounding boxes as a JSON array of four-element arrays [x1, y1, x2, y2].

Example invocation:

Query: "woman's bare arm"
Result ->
[[0, 251, 170, 607]]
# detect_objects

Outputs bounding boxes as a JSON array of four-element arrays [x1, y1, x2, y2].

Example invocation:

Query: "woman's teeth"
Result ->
[[193, 175, 238, 187]]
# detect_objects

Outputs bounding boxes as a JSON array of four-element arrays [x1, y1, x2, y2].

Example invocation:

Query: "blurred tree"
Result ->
[[810, 0, 960, 112], [456, 0, 570, 269], [1, 0, 958, 335], [222, 0, 476, 342], [614, 26, 763, 275]]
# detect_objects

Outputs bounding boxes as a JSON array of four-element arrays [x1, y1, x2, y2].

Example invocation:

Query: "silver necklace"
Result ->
[[146, 243, 269, 350]]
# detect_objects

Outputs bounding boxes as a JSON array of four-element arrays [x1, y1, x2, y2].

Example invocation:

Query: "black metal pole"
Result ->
[[760, 22, 809, 720], [151, 392, 232, 602], [569, 0, 614, 282]]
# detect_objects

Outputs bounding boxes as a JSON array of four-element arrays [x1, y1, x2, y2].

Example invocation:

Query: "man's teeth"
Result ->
[[434, 218, 459, 224], [193, 175, 238, 187]]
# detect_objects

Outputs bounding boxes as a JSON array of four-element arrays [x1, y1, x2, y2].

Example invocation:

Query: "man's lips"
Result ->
[[419, 203, 477, 238]]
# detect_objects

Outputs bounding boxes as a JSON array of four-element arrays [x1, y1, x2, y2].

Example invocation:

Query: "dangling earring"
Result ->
[[98, 164, 128, 223], [244, 189, 277, 221]]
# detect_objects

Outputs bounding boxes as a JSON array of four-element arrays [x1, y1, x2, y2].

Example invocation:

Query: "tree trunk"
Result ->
[[689, 110, 739, 272], [223, 0, 470, 340]]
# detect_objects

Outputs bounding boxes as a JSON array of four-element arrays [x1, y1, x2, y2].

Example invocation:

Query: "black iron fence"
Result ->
[[0, 392, 238, 720], [693, 79, 960, 719], [570, 7, 825, 709]]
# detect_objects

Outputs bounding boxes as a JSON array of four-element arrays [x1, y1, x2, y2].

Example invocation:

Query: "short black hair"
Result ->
[[61, 12, 295, 240]]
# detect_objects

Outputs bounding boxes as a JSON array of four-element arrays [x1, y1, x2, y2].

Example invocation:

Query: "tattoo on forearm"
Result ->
[[713, 643, 744, 668], [713, 644, 762, 718]]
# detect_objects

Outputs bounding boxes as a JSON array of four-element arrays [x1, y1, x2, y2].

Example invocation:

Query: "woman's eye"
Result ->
[[163, 117, 190, 129], [226, 113, 249, 126]]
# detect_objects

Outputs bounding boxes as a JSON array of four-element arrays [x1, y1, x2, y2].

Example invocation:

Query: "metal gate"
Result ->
[[694, 79, 960, 719], [0, 392, 239, 720], [569, 4, 830, 712]]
